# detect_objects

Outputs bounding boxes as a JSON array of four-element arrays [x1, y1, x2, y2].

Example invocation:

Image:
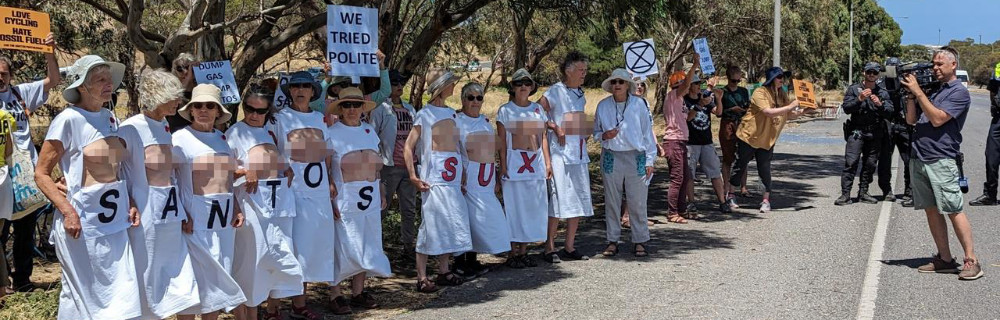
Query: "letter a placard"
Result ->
[[327, 5, 379, 78]]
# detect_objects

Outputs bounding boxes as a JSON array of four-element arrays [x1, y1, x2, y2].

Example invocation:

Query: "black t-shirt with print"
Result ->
[[684, 92, 715, 146]]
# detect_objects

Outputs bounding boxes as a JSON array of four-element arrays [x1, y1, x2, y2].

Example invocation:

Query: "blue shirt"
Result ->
[[912, 79, 969, 162]]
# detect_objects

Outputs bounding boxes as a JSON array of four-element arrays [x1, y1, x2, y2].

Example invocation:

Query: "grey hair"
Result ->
[[83, 64, 111, 84], [173, 53, 196, 67], [0, 56, 11, 70], [138, 69, 184, 112], [933, 46, 958, 63], [461, 82, 484, 98]]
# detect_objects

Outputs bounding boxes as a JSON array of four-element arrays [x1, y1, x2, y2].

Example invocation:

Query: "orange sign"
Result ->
[[792, 79, 817, 109], [0, 7, 51, 53]]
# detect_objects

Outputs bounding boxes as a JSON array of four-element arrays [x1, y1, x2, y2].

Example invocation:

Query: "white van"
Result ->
[[957, 70, 969, 87]]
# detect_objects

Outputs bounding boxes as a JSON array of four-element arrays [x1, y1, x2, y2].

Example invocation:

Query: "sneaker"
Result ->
[[969, 194, 998, 206], [901, 198, 914, 207], [726, 196, 740, 210], [719, 201, 733, 213], [834, 194, 852, 206], [958, 258, 985, 280], [883, 193, 896, 202], [350, 291, 379, 308], [759, 200, 771, 213], [917, 255, 960, 274], [453, 266, 477, 279], [542, 251, 561, 264], [559, 249, 590, 261], [858, 191, 878, 204]]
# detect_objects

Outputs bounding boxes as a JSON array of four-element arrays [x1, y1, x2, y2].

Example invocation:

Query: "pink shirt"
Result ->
[[662, 90, 689, 141]]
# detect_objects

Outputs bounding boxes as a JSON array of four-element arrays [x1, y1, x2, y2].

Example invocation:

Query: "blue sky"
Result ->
[[877, 0, 1000, 45]]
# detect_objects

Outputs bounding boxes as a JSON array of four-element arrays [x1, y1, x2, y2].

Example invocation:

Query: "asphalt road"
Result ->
[[395, 92, 997, 319]]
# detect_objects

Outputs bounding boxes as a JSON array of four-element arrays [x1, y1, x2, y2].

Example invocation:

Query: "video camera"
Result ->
[[882, 60, 938, 95]]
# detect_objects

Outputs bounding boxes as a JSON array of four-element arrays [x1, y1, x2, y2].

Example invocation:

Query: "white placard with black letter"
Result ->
[[327, 5, 379, 78], [623, 38, 659, 80], [692, 38, 716, 74], [193, 60, 241, 104], [272, 72, 291, 110]]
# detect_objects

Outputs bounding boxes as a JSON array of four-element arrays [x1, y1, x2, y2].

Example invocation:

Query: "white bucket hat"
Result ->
[[601, 68, 637, 94], [62, 55, 126, 104], [178, 84, 233, 125]]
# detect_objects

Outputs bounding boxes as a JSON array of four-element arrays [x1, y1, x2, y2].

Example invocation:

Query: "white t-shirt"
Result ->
[[495, 101, 549, 149], [327, 121, 380, 187], [172, 127, 232, 212], [456, 113, 495, 166], [44, 106, 122, 198], [412, 104, 461, 181], [542, 82, 588, 163], [1, 80, 47, 161], [273, 107, 326, 163], [119, 114, 176, 215], [594, 95, 658, 162], [225, 121, 278, 170]]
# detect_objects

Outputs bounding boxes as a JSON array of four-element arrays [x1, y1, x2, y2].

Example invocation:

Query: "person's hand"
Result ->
[[461, 185, 468, 195], [55, 176, 68, 197], [499, 167, 508, 180], [730, 106, 746, 113], [323, 61, 331, 74], [657, 144, 666, 157], [645, 166, 654, 180], [871, 95, 882, 106], [712, 87, 724, 97], [555, 126, 566, 146], [333, 205, 342, 220], [232, 211, 245, 228], [707, 76, 719, 89], [860, 88, 872, 101], [329, 183, 338, 200], [129, 206, 140, 227], [602, 128, 620, 141], [285, 167, 295, 187], [376, 49, 386, 68], [692, 52, 701, 68], [381, 196, 388, 210], [44, 33, 57, 51], [410, 176, 430, 192], [243, 169, 259, 193], [182, 213, 194, 234], [900, 74, 921, 92], [700, 96, 712, 106], [61, 207, 82, 239], [789, 99, 800, 109], [546, 164, 553, 180]]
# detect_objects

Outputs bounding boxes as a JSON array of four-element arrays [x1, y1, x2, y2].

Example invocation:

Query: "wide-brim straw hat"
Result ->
[[426, 71, 458, 101], [62, 55, 126, 104], [328, 87, 376, 115], [178, 84, 232, 125], [280, 71, 323, 102], [601, 68, 637, 94]]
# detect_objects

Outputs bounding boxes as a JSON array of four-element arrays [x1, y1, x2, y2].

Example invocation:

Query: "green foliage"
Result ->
[[946, 39, 1000, 87], [0, 287, 61, 320]]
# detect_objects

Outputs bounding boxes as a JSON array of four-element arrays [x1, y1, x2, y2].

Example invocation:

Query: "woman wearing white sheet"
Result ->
[[403, 72, 472, 293], [120, 68, 200, 319], [172, 84, 247, 319], [272, 71, 337, 317], [227, 88, 304, 320], [496, 68, 552, 269], [454, 82, 511, 277], [327, 87, 392, 312], [34, 55, 141, 320]]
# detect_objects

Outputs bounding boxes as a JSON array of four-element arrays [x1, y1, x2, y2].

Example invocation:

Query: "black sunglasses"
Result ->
[[290, 83, 313, 89], [466, 95, 484, 101], [191, 103, 217, 110], [174, 65, 189, 73], [244, 106, 269, 115], [865, 70, 879, 75], [335, 82, 350, 89], [610, 79, 627, 85], [341, 101, 364, 109], [511, 80, 533, 87], [391, 81, 404, 86]]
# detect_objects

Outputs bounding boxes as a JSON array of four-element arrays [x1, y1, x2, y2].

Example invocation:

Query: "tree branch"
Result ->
[[126, 0, 164, 67], [78, 0, 168, 43]]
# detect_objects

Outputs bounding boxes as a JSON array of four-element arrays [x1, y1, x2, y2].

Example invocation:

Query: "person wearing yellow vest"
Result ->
[[724, 67, 806, 213]]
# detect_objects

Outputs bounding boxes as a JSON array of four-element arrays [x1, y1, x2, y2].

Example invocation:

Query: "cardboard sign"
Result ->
[[0, 7, 51, 53], [623, 39, 659, 79], [272, 72, 292, 110], [692, 38, 716, 74], [193, 60, 241, 104], [327, 5, 379, 78], [792, 79, 817, 108]]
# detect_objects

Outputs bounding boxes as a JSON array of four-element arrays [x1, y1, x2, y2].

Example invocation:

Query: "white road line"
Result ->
[[856, 155, 899, 320]]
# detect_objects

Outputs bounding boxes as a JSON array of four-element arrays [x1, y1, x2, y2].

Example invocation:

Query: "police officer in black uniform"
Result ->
[[876, 57, 914, 206], [971, 64, 1000, 206], [836, 62, 893, 205]]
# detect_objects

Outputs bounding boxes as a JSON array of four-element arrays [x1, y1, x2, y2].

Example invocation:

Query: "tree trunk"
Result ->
[[511, 4, 533, 70], [526, 26, 567, 73], [196, 0, 227, 61], [410, 75, 426, 110]]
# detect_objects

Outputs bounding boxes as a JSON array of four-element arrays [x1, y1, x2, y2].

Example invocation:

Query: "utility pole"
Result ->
[[848, 0, 853, 85], [773, 0, 781, 67]]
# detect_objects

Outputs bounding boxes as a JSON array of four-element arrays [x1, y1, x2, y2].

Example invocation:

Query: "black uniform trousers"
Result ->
[[984, 115, 1000, 198], [842, 129, 882, 195], [877, 121, 912, 196]]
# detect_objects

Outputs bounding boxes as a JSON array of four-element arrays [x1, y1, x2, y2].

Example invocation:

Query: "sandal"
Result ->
[[667, 214, 688, 224], [326, 296, 353, 315], [505, 255, 526, 269], [416, 278, 439, 293], [522, 255, 538, 267], [633, 243, 649, 257], [290, 305, 323, 319], [435, 272, 464, 286], [602, 242, 619, 256]]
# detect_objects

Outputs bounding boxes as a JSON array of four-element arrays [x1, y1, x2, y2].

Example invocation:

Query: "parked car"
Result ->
[[957, 70, 969, 88], [467, 61, 481, 72], [448, 63, 465, 72]]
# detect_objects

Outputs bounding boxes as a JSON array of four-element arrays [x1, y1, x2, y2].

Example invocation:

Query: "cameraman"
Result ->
[[902, 46, 982, 280], [878, 57, 914, 206], [971, 62, 1000, 206], [836, 62, 892, 206]]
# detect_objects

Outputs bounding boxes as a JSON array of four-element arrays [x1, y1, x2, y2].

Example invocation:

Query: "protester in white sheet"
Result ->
[[226, 88, 304, 320], [120, 69, 200, 319], [593, 69, 658, 258], [453, 82, 511, 279], [327, 87, 392, 312], [538, 51, 593, 263], [172, 84, 247, 319], [496, 68, 552, 269], [272, 71, 337, 318], [403, 72, 472, 293], [34, 55, 140, 320]]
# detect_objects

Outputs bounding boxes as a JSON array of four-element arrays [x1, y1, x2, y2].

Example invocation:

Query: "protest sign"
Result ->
[[0, 6, 51, 53], [273, 72, 292, 110], [623, 39, 659, 79], [792, 79, 818, 109], [193, 60, 241, 104], [327, 5, 379, 78], [692, 38, 716, 74]]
